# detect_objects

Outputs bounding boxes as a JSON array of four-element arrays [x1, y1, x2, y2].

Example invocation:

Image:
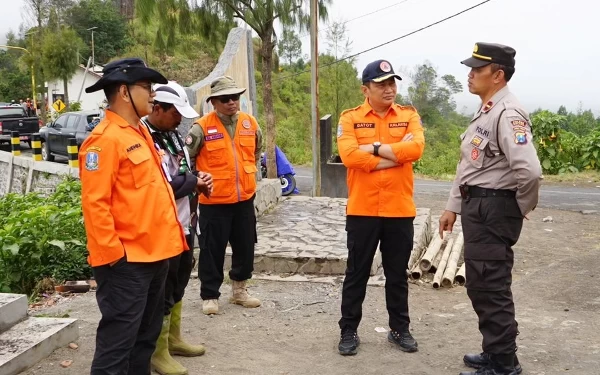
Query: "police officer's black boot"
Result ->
[[463, 352, 522, 374], [459, 353, 518, 375], [338, 327, 360, 356]]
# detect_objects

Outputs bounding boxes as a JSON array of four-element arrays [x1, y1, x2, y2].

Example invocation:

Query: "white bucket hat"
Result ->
[[153, 81, 199, 119]]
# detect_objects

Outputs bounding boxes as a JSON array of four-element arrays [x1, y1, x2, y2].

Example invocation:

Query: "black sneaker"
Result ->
[[387, 329, 418, 352], [463, 353, 522, 374], [338, 328, 360, 356]]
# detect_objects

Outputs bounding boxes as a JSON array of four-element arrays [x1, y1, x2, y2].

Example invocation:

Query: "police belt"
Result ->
[[459, 185, 516, 200]]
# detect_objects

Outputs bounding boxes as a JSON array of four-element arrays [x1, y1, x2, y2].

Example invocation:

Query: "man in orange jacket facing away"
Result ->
[[80, 58, 188, 375], [336, 59, 425, 356], [186, 76, 263, 315]]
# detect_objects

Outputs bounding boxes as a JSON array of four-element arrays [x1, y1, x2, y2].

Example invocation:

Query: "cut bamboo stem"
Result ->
[[420, 233, 445, 272], [433, 235, 455, 289], [429, 249, 444, 274], [408, 222, 437, 271], [441, 232, 464, 287], [455, 262, 466, 285], [410, 260, 423, 280]]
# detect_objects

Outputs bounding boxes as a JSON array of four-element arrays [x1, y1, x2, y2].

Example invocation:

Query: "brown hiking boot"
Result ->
[[202, 299, 219, 315], [230, 280, 261, 308]]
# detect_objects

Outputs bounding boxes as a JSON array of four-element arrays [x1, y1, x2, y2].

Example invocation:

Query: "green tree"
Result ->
[[557, 105, 568, 116], [67, 0, 131, 64], [0, 50, 31, 102], [191, 0, 332, 178], [42, 27, 84, 110], [325, 21, 352, 61], [23, 0, 51, 118], [135, 0, 233, 56], [277, 29, 302, 65], [407, 61, 463, 125]]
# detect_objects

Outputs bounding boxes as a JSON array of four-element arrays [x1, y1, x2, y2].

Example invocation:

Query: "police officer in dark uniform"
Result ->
[[439, 43, 542, 375]]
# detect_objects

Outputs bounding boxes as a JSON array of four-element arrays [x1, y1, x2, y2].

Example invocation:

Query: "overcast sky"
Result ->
[[2, 0, 599, 115]]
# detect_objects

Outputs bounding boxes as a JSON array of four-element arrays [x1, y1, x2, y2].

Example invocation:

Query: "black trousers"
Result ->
[[198, 196, 257, 300], [461, 196, 523, 355], [339, 215, 414, 332], [91, 258, 168, 375], [164, 233, 195, 315]]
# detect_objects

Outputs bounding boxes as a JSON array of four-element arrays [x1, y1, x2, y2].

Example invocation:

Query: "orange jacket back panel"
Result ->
[[337, 100, 425, 217], [79, 110, 187, 267], [194, 112, 259, 204]]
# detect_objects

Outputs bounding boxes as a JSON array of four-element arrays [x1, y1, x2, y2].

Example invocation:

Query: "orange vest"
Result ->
[[194, 111, 259, 204]]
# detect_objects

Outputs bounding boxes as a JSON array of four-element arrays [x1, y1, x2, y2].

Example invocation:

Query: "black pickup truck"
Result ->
[[0, 106, 41, 146], [39, 110, 101, 161]]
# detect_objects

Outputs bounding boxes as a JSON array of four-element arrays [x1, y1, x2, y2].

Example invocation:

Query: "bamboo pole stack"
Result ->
[[409, 228, 467, 289]]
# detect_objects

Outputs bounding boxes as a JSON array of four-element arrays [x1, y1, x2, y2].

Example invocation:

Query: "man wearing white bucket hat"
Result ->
[[141, 80, 213, 375]]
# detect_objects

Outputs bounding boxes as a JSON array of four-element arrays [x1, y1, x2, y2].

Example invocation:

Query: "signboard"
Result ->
[[52, 99, 66, 112]]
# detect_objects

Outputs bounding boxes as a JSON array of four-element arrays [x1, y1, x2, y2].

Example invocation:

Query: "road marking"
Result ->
[[295, 175, 312, 179]]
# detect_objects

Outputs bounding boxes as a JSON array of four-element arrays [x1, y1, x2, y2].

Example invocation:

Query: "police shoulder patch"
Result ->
[[514, 131, 527, 145], [185, 135, 193, 145], [511, 119, 527, 128], [85, 151, 99, 171]]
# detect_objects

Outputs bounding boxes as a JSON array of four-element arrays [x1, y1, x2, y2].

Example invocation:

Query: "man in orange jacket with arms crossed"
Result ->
[[79, 58, 188, 375], [336, 59, 425, 356]]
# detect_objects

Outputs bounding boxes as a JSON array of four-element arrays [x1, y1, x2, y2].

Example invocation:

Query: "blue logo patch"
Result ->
[[514, 131, 527, 145], [85, 151, 99, 171]]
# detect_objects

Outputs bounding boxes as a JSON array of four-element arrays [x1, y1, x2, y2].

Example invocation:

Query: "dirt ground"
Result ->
[[21, 195, 600, 375]]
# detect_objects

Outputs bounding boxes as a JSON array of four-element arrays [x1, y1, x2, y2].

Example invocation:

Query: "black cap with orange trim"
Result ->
[[461, 42, 516, 68]]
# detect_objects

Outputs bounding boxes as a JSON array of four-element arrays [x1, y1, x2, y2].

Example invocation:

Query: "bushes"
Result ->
[[532, 110, 600, 174], [0, 179, 90, 295]]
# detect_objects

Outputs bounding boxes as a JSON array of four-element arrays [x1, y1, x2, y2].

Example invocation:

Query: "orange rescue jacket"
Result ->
[[194, 111, 259, 204], [337, 100, 425, 217], [79, 110, 187, 267]]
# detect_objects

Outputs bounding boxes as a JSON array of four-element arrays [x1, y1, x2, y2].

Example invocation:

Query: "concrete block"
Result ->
[[0, 294, 28, 333], [0, 317, 79, 375]]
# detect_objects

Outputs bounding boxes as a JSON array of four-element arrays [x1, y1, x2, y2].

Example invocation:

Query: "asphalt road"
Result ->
[[293, 165, 600, 214], [6, 146, 598, 214]]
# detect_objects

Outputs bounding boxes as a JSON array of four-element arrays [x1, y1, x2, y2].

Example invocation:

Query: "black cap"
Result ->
[[85, 58, 168, 93], [461, 42, 516, 68], [362, 59, 402, 84]]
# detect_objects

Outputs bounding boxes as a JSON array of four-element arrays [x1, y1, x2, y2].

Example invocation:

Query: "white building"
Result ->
[[46, 64, 105, 115]]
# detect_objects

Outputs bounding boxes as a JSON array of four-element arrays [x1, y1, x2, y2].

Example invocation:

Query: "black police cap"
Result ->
[[461, 42, 516, 68], [85, 58, 168, 93], [362, 59, 402, 84]]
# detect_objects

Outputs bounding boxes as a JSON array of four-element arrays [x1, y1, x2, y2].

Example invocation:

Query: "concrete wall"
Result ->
[[0, 152, 78, 196], [0, 151, 280, 217], [185, 28, 257, 119]]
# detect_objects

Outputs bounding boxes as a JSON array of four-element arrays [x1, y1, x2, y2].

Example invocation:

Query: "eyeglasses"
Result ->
[[130, 83, 154, 93], [216, 94, 240, 103]]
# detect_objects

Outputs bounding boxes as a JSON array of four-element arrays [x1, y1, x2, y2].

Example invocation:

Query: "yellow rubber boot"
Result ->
[[169, 301, 206, 357], [151, 314, 188, 375]]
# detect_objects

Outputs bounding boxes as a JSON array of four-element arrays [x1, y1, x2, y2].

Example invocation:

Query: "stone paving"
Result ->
[[223, 196, 432, 276]]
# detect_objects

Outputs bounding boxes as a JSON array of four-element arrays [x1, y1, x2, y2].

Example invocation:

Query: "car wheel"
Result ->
[[42, 141, 54, 161]]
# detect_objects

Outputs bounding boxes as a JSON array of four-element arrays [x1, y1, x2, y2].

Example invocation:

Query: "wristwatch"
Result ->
[[373, 141, 381, 156]]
